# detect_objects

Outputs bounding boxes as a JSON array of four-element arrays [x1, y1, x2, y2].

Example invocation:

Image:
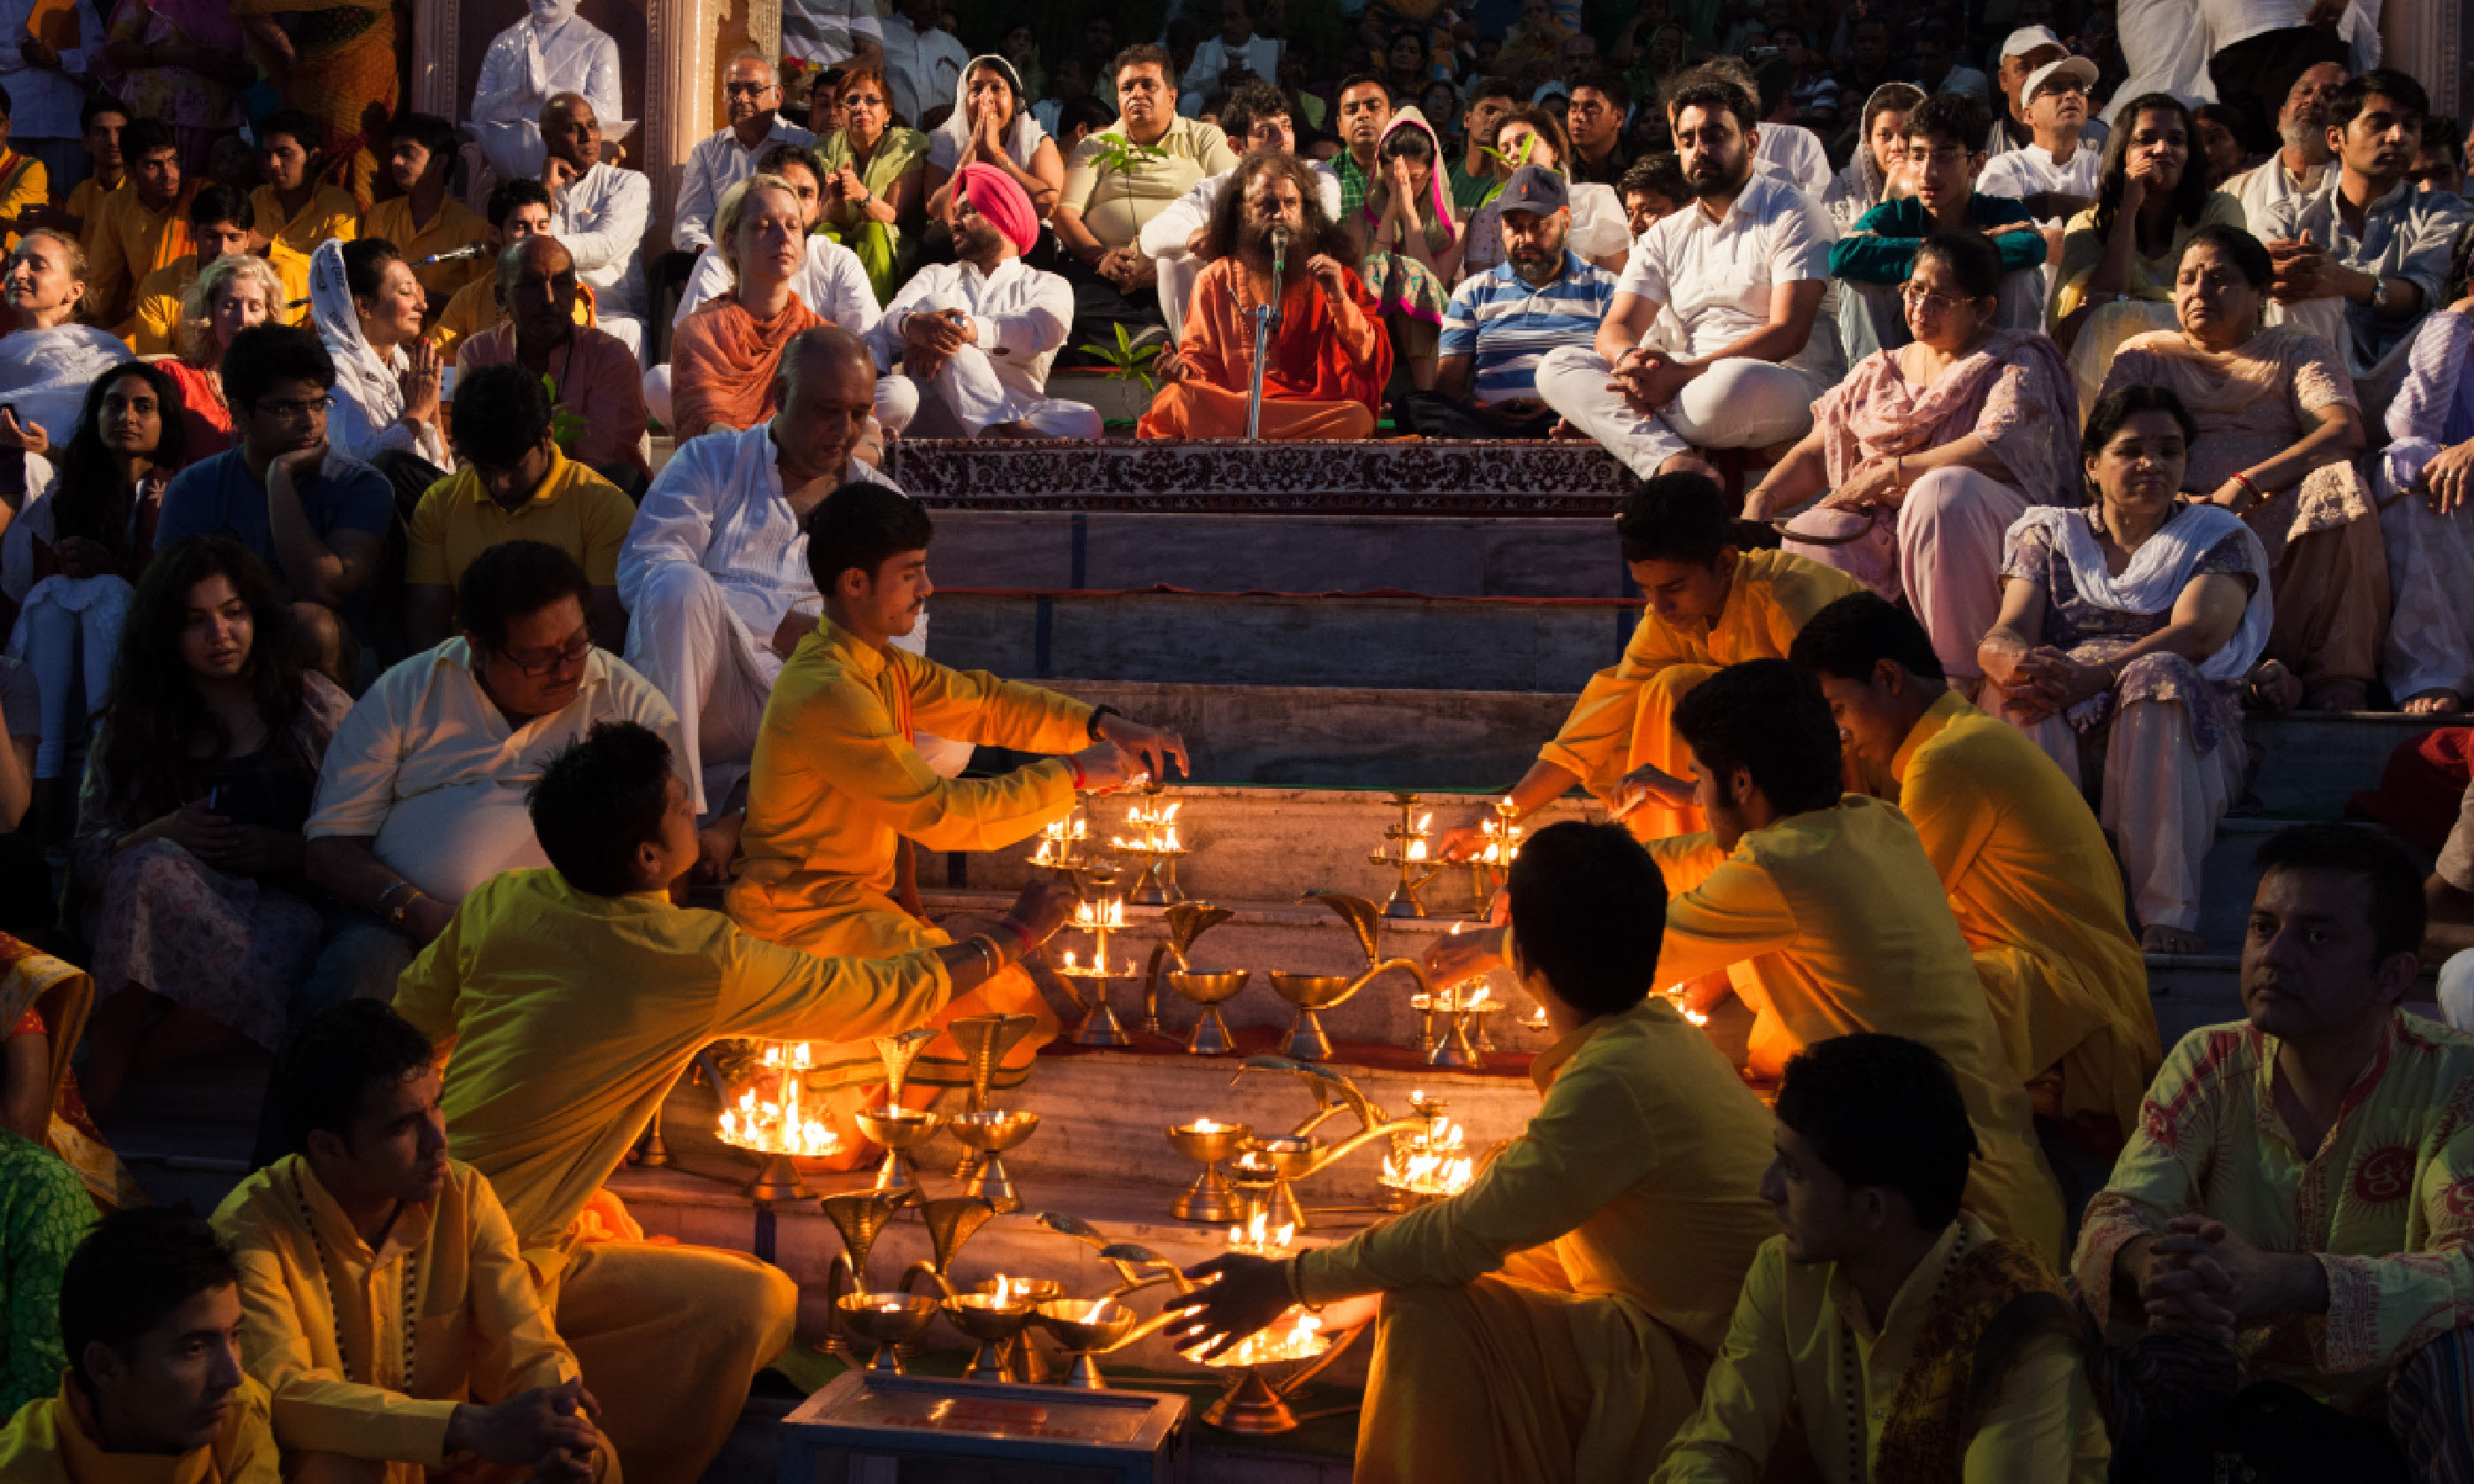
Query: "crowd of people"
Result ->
[[0, 1, 2469, 1482]]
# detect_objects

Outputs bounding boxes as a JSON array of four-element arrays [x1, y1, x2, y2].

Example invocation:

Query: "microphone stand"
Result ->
[[1246, 230, 1287, 442]]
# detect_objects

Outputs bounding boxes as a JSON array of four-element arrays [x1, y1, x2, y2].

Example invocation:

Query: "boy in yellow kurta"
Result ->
[[1790, 594, 2158, 1143], [1173, 822, 1780, 1484], [2075, 824, 2474, 1473], [396, 720, 1075, 1484], [1656, 1034, 2108, 1484], [0, 1209, 279, 1484], [214, 1001, 611, 1484], [360, 113, 489, 320], [1443, 472, 1863, 854], [725, 482, 1186, 1120], [84, 119, 194, 328], [117, 186, 313, 353], [60, 97, 126, 254], [250, 110, 360, 261], [0, 102, 51, 251]]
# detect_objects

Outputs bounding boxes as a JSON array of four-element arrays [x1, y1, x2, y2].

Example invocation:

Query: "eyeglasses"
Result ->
[[253, 394, 334, 420], [1901, 281, 1976, 314], [725, 81, 776, 97], [493, 633, 593, 678]]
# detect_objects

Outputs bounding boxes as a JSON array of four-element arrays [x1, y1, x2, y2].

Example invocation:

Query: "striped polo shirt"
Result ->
[[1440, 251, 1620, 404]]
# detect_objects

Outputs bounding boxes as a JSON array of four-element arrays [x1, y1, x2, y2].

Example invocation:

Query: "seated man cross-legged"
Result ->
[[1656, 1034, 2110, 1482], [214, 1000, 611, 1483], [1170, 821, 1781, 1484]]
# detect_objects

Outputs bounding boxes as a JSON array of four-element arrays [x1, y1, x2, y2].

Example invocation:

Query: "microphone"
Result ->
[[414, 242, 496, 266], [1268, 225, 1290, 280]]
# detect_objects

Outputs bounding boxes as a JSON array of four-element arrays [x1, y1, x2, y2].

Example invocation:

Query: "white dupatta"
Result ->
[[307, 241, 450, 468], [2005, 500, 2274, 685]]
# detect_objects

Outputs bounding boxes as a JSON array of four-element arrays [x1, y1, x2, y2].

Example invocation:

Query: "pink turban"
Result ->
[[957, 163, 1039, 255]]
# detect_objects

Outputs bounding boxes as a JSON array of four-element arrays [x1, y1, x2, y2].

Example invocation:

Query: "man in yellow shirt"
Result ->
[[361, 113, 489, 321], [427, 179, 588, 360], [1789, 593, 2159, 1149], [58, 95, 126, 253], [1172, 822, 1781, 1484], [1441, 471, 1864, 850], [724, 479, 1185, 1133], [404, 365, 634, 651], [215, 1000, 608, 1484], [395, 719, 1076, 1484], [2076, 824, 2474, 1479], [0, 1209, 279, 1484], [85, 117, 194, 328], [118, 185, 312, 354], [0, 92, 52, 251], [251, 110, 360, 261], [1655, 1034, 2108, 1483]]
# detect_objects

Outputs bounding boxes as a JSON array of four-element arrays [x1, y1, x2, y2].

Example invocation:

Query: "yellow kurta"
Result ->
[[1294, 1000, 1780, 1484], [395, 866, 952, 1484], [0, 151, 50, 251], [87, 183, 197, 321], [1653, 1216, 2110, 1483], [1542, 549, 1865, 839], [0, 1376, 278, 1484], [359, 195, 489, 309], [726, 618, 1092, 1098], [119, 248, 312, 354], [249, 184, 360, 260], [65, 174, 123, 259], [427, 274, 596, 360], [1647, 796, 2067, 1261], [211, 1157, 609, 1482], [1893, 689, 2158, 1137]]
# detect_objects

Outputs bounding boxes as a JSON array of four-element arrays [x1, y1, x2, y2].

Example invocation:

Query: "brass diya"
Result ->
[[944, 1110, 1041, 1212], [1266, 894, 1434, 1060], [834, 1291, 939, 1374], [1188, 1312, 1365, 1435], [852, 1104, 942, 1193], [818, 1188, 918, 1357], [1165, 1119, 1254, 1223], [1229, 1135, 1320, 1232], [971, 1276, 1063, 1382], [1035, 1297, 1141, 1389], [1144, 902, 1247, 1054], [1165, 972, 1249, 1055], [943, 1290, 1040, 1382]]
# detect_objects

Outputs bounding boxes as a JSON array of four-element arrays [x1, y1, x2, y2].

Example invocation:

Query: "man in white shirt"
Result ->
[[619, 327, 966, 843], [1139, 79, 1339, 339], [1180, 0, 1280, 117], [298, 540, 685, 1007], [467, 0, 628, 183], [1985, 26, 2107, 159], [879, 166, 1100, 440], [2226, 60, 2349, 227], [540, 93, 649, 360], [0, 0, 97, 195], [1977, 55, 2104, 261], [780, 0, 884, 73], [2106, 0, 2215, 125], [880, 0, 970, 126], [2201, 0, 2354, 152], [1672, 59, 1829, 198], [672, 53, 814, 252], [1537, 76, 1835, 479]]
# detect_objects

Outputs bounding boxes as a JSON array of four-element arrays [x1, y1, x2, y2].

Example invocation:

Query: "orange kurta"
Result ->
[[1137, 255, 1392, 440]]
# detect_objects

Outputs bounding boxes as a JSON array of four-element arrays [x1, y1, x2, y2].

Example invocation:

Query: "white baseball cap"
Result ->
[[2000, 24, 2066, 59], [2023, 54, 2100, 101]]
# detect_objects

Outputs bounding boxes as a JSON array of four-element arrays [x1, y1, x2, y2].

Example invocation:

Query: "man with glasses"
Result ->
[[155, 323, 394, 687], [1985, 26, 2106, 159], [672, 53, 813, 254], [1978, 55, 2104, 263]]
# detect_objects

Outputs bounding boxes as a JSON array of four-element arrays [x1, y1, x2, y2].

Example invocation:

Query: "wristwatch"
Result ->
[[2371, 276, 2393, 312]]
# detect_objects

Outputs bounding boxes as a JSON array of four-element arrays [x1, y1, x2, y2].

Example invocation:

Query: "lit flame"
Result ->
[[1381, 1117, 1473, 1196], [1224, 1209, 1297, 1256], [992, 1274, 1016, 1306], [1407, 839, 1428, 860], [1188, 1306, 1325, 1367], [717, 1043, 842, 1157]]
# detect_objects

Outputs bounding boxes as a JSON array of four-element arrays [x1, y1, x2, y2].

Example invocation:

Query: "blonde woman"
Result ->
[[668, 173, 831, 437], [0, 231, 131, 456], [163, 253, 285, 457]]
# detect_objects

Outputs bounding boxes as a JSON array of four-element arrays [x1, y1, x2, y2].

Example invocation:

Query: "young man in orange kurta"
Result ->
[[1136, 152, 1391, 441]]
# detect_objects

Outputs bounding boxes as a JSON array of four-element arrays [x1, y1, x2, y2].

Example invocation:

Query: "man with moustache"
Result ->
[[1329, 73, 1393, 215], [454, 234, 649, 489], [1977, 55, 2106, 258], [1138, 79, 1342, 337], [1412, 167, 1615, 440], [2225, 63, 2349, 231], [1135, 151, 1390, 440], [1537, 76, 1835, 479], [536, 93, 649, 360]]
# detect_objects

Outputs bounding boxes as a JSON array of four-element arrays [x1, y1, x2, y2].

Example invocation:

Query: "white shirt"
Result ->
[[617, 423, 899, 660], [550, 162, 649, 322], [2106, 0, 2218, 120], [304, 640, 684, 901], [1986, 112, 2106, 160], [1754, 124, 1832, 201], [0, 0, 95, 140], [876, 257, 1074, 398], [672, 117, 816, 251], [467, 14, 629, 181], [779, 0, 882, 68], [1618, 171, 1834, 367], [673, 237, 881, 347], [2228, 154, 2332, 230], [1180, 34, 1282, 113], [880, 14, 971, 127], [1977, 142, 2104, 224], [1136, 161, 1344, 259], [2195, 0, 2309, 50], [0, 323, 132, 448]]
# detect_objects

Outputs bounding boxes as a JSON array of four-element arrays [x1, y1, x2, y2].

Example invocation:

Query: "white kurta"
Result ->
[[0, 323, 130, 445], [1180, 34, 1282, 116], [2372, 307, 2474, 704], [875, 257, 1100, 439], [550, 162, 650, 357], [879, 15, 971, 127], [2103, 0, 2216, 122], [1753, 124, 1832, 201], [467, 15, 630, 182], [672, 118, 817, 251]]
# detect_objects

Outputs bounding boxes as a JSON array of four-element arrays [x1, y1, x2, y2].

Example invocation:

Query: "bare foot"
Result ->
[[2402, 689, 2466, 716], [2140, 923, 2206, 956]]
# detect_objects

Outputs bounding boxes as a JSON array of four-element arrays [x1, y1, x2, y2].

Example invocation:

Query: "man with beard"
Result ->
[[1412, 167, 1616, 439], [1537, 78, 1835, 480], [2258, 68, 2470, 420], [877, 165, 1101, 438], [2226, 62, 2349, 228], [2075, 824, 2474, 1480], [1135, 151, 1391, 439], [1138, 79, 1342, 337]]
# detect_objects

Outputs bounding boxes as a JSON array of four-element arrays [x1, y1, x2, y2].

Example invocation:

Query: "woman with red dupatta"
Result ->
[[1138, 151, 1392, 441]]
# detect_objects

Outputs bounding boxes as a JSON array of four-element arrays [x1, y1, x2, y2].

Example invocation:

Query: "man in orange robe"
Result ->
[[1136, 152, 1391, 441]]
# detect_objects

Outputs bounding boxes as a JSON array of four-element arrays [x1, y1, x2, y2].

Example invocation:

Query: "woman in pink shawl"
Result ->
[[1355, 110, 1461, 390], [1747, 231, 2080, 690]]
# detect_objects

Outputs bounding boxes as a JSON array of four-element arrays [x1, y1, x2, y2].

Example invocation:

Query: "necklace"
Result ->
[[1839, 1222, 1969, 1482], [292, 1168, 419, 1388]]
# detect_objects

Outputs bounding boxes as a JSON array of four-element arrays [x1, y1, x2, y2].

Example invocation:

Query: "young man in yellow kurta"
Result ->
[[0, 1209, 279, 1484], [395, 720, 1076, 1484], [360, 114, 489, 321], [215, 1001, 611, 1484], [1656, 1034, 2108, 1484], [84, 119, 194, 328], [2076, 824, 2474, 1476], [0, 101, 50, 252], [1441, 472, 1864, 855], [725, 482, 1186, 1132], [1172, 822, 1780, 1484], [61, 97, 127, 256], [117, 186, 312, 354], [250, 110, 360, 259], [1790, 594, 2159, 1145]]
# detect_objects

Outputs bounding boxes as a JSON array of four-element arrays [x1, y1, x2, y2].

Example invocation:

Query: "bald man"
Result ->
[[617, 328, 968, 862], [469, 0, 626, 182], [538, 93, 650, 360], [675, 54, 815, 252], [456, 235, 651, 488]]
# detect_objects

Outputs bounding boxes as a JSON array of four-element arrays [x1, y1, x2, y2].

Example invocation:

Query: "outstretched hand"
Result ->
[[1096, 713, 1189, 783], [1165, 1253, 1294, 1360]]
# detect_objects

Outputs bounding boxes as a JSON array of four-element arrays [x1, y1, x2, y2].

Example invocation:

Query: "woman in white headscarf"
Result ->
[[1824, 81, 1924, 231], [923, 55, 1064, 224], [307, 238, 448, 480]]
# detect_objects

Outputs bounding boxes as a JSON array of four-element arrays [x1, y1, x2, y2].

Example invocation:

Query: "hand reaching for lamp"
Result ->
[[1611, 761, 1694, 822], [1094, 712, 1190, 783], [1165, 1253, 1293, 1360]]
